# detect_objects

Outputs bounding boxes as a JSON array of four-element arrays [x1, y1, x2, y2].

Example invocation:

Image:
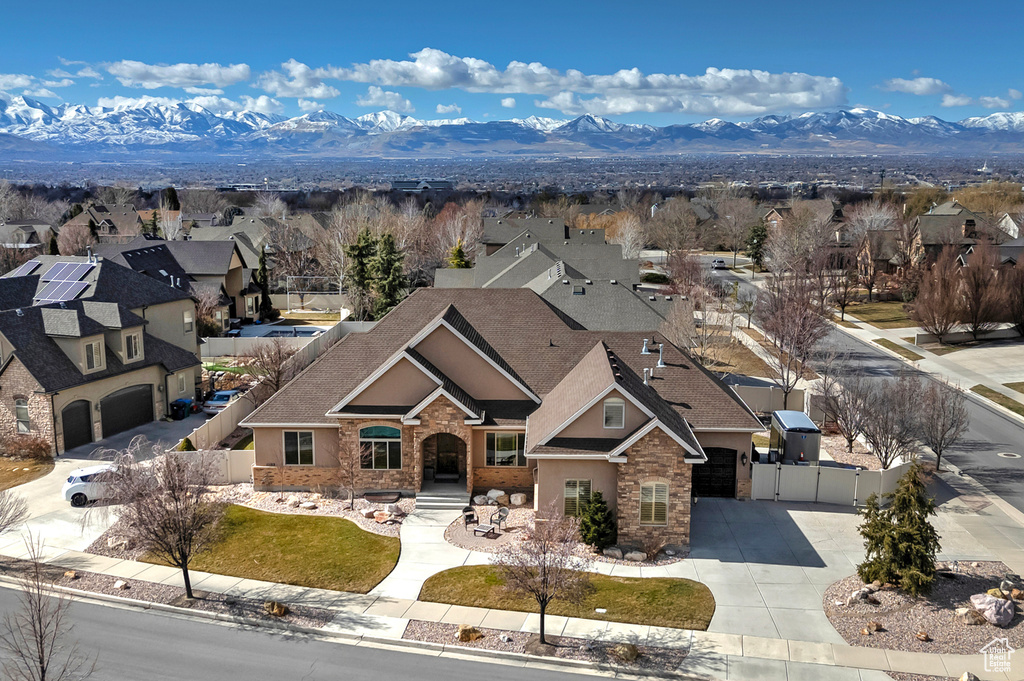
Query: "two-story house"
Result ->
[[63, 204, 142, 240]]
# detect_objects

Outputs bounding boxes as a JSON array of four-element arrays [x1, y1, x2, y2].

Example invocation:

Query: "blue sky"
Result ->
[[0, 0, 1020, 123]]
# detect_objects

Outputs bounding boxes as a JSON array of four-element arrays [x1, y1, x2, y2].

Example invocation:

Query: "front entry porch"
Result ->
[[421, 432, 468, 486]]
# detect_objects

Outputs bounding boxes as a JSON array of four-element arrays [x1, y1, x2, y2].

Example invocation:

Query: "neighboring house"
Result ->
[[479, 218, 608, 256], [241, 288, 762, 547], [391, 179, 454, 193], [0, 255, 202, 453], [138, 209, 183, 238], [181, 212, 218, 229], [96, 236, 260, 322], [911, 200, 1008, 262], [0, 220, 53, 249], [64, 204, 142, 240], [857, 229, 904, 279]]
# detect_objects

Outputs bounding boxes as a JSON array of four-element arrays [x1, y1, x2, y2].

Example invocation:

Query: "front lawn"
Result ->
[[845, 301, 917, 329], [872, 338, 924, 361], [152, 505, 400, 593], [972, 385, 1024, 418], [0, 457, 54, 491], [419, 565, 716, 630]]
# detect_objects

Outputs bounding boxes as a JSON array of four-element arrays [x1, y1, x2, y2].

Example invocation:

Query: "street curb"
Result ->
[[0, 574, 706, 680]]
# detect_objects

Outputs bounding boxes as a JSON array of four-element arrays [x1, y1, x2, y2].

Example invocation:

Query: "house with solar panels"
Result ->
[[0, 254, 201, 454]]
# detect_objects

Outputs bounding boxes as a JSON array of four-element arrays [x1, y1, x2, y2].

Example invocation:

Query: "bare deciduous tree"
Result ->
[[718, 197, 760, 266], [242, 337, 299, 405], [0, 536, 95, 681], [662, 271, 734, 368], [960, 240, 1004, 340], [910, 247, 961, 343], [918, 380, 969, 472], [862, 373, 922, 470], [190, 286, 224, 337], [608, 212, 645, 259], [178, 189, 229, 220], [103, 437, 222, 599], [254, 192, 287, 219], [55, 224, 96, 257], [815, 351, 870, 452], [492, 506, 593, 645], [159, 198, 184, 241], [829, 265, 859, 320], [843, 200, 898, 246], [1007, 261, 1024, 336]]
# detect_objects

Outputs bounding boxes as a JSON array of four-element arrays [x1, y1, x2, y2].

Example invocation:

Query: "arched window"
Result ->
[[14, 398, 30, 434], [603, 397, 625, 429], [360, 426, 402, 470]]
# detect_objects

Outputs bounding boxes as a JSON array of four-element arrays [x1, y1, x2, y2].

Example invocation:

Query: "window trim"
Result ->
[[282, 430, 315, 466], [639, 482, 669, 526], [563, 478, 592, 517], [485, 431, 526, 467], [603, 397, 625, 430], [359, 426, 403, 470], [14, 398, 30, 434], [177, 374, 187, 394], [84, 340, 104, 371], [124, 331, 142, 362], [183, 310, 194, 333]]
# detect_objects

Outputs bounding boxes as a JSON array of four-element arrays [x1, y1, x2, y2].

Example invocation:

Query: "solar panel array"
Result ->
[[7, 260, 40, 277], [35, 281, 90, 304], [40, 262, 94, 282]]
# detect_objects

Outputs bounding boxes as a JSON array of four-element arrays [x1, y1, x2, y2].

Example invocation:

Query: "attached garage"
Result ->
[[61, 400, 93, 452], [692, 447, 737, 498], [100, 385, 154, 439]]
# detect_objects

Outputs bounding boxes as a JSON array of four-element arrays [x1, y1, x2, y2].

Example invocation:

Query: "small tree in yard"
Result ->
[[447, 239, 472, 268], [370, 232, 407, 320], [815, 353, 870, 453], [861, 373, 922, 469], [578, 491, 616, 552], [910, 246, 961, 343], [492, 506, 593, 645], [242, 337, 299, 406], [918, 379, 969, 472], [103, 437, 223, 599], [858, 461, 941, 597]]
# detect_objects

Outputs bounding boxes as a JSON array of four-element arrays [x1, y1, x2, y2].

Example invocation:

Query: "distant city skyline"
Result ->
[[1, 0, 1020, 125]]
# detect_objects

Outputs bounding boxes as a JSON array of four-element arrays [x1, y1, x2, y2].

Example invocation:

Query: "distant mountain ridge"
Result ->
[[2, 94, 1024, 158]]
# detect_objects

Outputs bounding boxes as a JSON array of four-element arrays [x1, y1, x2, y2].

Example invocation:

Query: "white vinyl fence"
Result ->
[[181, 398, 255, 451], [201, 449, 255, 484], [731, 385, 805, 414], [751, 461, 911, 506]]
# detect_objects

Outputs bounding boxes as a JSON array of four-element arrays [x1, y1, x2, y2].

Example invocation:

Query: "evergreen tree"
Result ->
[[578, 491, 617, 551], [257, 248, 275, 320], [163, 187, 181, 211], [147, 210, 160, 237], [746, 222, 768, 270], [857, 461, 941, 596], [447, 239, 472, 268], [178, 437, 196, 451], [343, 228, 376, 321], [68, 203, 83, 221], [48, 233, 59, 255], [87, 218, 98, 238], [370, 232, 407, 320]]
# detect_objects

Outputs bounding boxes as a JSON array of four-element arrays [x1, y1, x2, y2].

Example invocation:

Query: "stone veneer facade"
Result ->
[[0, 358, 55, 452], [616, 430, 693, 548]]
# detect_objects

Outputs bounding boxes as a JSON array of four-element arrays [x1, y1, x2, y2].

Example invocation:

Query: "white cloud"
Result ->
[[22, 88, 59, 99], [298, 99, 323, 112], [940, 93, 974, 107], [52, 65, 102, 80], [356, 86, 414, 113], [184, 87, 224, 95], [41, 78, 74, 88], [257, 59, 340, 99], [436, 103, 461, 114], [1010, 89, 1023, 100], [979, 96, 1011, 109], [96, 93, 283, 115], [58, 57, 86, 66], [76, 66, 102, 79], [97, 94, 182, 109], [0, 74, 35, 90], [303, 48, 847, 116], [106, 60, 250, 89], [501, 97, 516, 108], [881, 77, 951, 96]]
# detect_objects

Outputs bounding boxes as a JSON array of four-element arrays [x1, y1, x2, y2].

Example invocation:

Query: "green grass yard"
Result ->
[[419, 565, 716, 630], [846, 301, 917, 329], [872, 338, 924, 361], [972, 385, 1024, 418], [147, 505, 400, 594]]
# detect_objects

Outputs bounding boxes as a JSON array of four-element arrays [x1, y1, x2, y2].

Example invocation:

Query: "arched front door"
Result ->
[[423, 433, 467, 483]]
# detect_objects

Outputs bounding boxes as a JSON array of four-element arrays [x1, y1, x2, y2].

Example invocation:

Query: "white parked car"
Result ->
[[710, 258, 728, 270], [202, 389, 241, 416], [62, 464, 115, 507]]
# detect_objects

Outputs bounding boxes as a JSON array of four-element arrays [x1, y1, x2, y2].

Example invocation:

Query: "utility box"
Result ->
[[768, 410, 821, 464]]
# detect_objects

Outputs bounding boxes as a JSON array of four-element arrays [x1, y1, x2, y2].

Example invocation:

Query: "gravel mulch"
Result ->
[[819, 432, 881, 470], [444, 505, 686, 566], [402, 620, 688, 671], [824, 561, 1024, 656]]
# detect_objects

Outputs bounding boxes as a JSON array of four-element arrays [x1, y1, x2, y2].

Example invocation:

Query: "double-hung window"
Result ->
[[563, 479, 592, 517], [359, 426, 402, 470], [283, 431, 314, 466], [14, 399, 30, 434], [640, 482, 669, 525], [85, 341, 103, 371], [485, 432, 526, 467], [125, 332, 141, 361], [183, 310, 194, 333], [603, 397, 625, 429]]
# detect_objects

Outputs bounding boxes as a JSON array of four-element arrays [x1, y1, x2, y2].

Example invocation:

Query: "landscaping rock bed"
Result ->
[[402, 620, 688, 671], [824, 561, 1024, 655], [819, 431, 881, 470]]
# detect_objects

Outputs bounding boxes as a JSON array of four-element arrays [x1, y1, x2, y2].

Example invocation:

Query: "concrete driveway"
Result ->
[[1, 413, 206, 558], [689, 496, 993, 643]]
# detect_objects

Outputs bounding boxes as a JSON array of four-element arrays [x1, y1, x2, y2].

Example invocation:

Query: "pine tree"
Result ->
[[87, 218, 98, 238], [448, 239, 472, 268], [857, 461, 941, 596], [148, 210, 160, 237], [746, 222, 768, 270], [163, 187, 181, 211], [257, 248, 275, 320], [344, 228, 376, 321], [178, 437, 196, 451], [48, 234, 59, 255], [578, 491, 617, 551], [370, 232, 407, 320]]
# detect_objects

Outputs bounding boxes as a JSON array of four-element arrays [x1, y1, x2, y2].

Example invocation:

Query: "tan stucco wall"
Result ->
[[253, 426, 341, 468], [414, 325, 528, 400], [133, 298, 199, 355], [558, 389, 648, 439], [349, 357, 437, 406], [535, 458, 619, 514], [694, 430, 754, 482]]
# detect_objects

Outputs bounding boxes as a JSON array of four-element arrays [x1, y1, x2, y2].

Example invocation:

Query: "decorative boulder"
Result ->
[[287, 496, 300, 508], [384, 503, 402, 516], [107, 536, 129, 551], [510, 493, 527, 507], [987, 588, 1008, 599], [1001, 579, 1017, 594], [353, 499, 370, 511], [846, 588, 872, 606], [114, 580, 129, 590], [486, 489, 505, 500], [1012, 589, 1024, 601], [299, 501, 318, 510], [373, 511, 389, 523], [623, 551, 647, 562], [360, 508, 376, 518], [457, 624, 483, 642], [609, 643, 639, 662], [954, 607, 987, 626], [970, 593, 1015, 627], [960, 673, 979, 681], [63, 570, 78, 580], [473, 495, 489, 505], [264, 600, 289, 617], [603, 547, 623, 560], [496, 494, 510, 506]]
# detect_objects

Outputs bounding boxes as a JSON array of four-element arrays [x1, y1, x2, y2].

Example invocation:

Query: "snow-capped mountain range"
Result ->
[[3, 94, 1024, 158]]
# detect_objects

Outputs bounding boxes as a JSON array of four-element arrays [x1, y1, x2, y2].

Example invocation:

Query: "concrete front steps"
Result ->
[[415, 484, 470, 510]]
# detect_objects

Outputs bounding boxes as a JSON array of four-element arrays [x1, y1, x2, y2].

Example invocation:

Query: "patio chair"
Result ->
[[490, 507, 509, 531], [462, 506, 478, 528]]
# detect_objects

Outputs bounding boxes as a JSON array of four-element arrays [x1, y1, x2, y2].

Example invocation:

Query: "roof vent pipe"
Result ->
[[657, 344, 666, 368], [643, 368, 650, 385], [641, 338, 651, 355]]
